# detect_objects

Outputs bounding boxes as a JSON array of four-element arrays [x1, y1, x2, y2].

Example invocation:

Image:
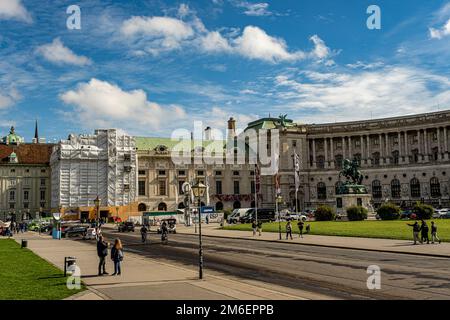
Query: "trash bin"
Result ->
[[64, 256, 77, 276], [21, 239, 28, 248]]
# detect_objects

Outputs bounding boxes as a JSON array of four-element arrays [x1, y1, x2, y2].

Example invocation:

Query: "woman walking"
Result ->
[[286, 220, 293, 240], [111, 239, 124, 276]]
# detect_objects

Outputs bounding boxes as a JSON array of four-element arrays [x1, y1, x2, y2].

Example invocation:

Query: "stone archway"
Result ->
[[138, 203, 147, 212], [158, 202, 167, 211], [233, 201, 241, 209]]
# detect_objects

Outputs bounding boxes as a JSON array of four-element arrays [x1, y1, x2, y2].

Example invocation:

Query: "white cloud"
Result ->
[[429, 19, 450, 39], [0, 87, 21, 109], [233, 26, 306, 62], [274, 66, 450, 122], [36, 38, 92, 66], [0, 0, 32, 23], [200, 31, 233, 52], [177, 3, 191, 18], [346, 61, 385, 70], [235, 2, 272, 16], [120, 16, 194, 54], [60, 79, 187, 131]]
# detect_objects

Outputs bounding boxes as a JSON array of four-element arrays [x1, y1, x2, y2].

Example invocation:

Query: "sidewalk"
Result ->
[[176, 223, 450, 258], [12, 232, 331, 300]]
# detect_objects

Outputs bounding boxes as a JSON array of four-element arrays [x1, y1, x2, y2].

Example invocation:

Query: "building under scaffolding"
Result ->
[[50, 129, 137, 220]]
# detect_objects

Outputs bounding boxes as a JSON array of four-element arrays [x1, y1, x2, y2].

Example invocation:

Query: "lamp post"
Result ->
[[276, 195, 283, 240], [192, 180, 207, 280], [94, 196, 100, 227]]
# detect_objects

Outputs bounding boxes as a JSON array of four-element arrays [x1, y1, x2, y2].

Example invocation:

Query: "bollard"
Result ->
[[64, 256, 77, 277], [21, 239, 28, 248]]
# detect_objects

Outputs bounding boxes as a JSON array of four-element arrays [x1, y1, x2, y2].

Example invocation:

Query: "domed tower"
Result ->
[[1, 126, 25, 145]]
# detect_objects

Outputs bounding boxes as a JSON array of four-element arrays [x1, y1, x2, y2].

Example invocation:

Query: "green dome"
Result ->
[[1, 126, 24, 145]]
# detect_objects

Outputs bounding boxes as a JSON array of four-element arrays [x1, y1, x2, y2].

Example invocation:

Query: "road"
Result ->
[[100, 228, 450, 300]]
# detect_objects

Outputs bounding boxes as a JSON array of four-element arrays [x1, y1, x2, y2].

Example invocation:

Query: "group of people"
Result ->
[[139, 222, 169, 244], [252, 219, 310, 239], [407, 220, 441, 245], [1, 221, 28, 237], [96, 236, 124, 276]]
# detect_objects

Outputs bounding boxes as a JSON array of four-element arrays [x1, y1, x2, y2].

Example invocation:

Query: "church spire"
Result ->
[[34, 120, 39, 143]]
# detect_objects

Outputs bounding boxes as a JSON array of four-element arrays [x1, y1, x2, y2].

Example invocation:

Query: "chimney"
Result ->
[[227, 117, 236, 138], [204, 126, 212, 140]]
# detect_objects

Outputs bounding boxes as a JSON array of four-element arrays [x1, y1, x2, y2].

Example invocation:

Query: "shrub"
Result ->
[[314, 205, 336, 221], [346, 206, 368, 221], [376, 203, 401, 220], [413, 203, 433, 220]]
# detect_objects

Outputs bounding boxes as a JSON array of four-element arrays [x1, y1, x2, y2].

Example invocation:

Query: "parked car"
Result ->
[[433, 208, 449, 219], [62, 226, 87, 238], [84, 227, 98, 240], [118, 221, 135, 232], [157, 219, 177, 234], [240, 208, 276, 223], [227, 208, 253, 224], [400, 210, 413, 219]]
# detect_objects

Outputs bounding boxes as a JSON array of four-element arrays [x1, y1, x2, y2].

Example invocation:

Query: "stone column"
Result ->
[[385, 133, 390, 164], [342, 137, 346, 159], [330, 137, 335, 168], [324, 138, 328, 168], [424, 129, 429, 162], [378, 133, 383, 160], [445, 127, 449, 160], [366, 135, 371, 165], [348, 136, 352, 159], [404, 131, 409, 164], [312, 139, 316, 169], [360, 135, 364, 165], [398, 132, 402, 158], [437, 128, 441, 160]]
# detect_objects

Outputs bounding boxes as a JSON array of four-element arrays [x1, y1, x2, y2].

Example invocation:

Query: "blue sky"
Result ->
[[0, 0, 449, 141]]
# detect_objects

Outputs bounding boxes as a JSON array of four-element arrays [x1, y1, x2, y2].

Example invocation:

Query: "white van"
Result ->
[[227, 208, 253, 224]]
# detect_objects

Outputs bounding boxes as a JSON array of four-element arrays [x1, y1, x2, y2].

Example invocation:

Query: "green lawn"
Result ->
[[223, 219, 450, 242], [0, 239, 85, 300]]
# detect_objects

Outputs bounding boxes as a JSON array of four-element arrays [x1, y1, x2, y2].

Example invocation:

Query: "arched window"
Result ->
[[410, 178, 421, 198], [317, 155, 325, 169], [138, 203, 147, 212], [372, 152, 380, 166], [335, 154, 343, 169], [215, 202, 224, 211], [430, 177, 441, 198], [391, 179, 401, 199], [317, 182, 327, 200], [178, 202, 186, 209], [233, 201, 241, 209], [335, 181, 344, 195], [372, 180, 382, 199], [158, 202, 167, 211], [392, 150, 399, 165]]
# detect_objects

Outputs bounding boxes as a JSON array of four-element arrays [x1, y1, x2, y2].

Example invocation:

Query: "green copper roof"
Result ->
[[245, 115, 295, 131], [135, 137, 226, 151]]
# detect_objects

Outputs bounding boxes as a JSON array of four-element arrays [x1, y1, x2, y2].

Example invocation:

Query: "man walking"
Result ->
[[97, 235, 109, 276], [420, 220, 430, 244], [431, 221, 441, 244], [140, 224, 148, 244], [257, 220, 263, 236], [407, 221, 422, 245], [297, 220, 305, 238], [252, 220, 257, 236], [286, 220, 293, 240]]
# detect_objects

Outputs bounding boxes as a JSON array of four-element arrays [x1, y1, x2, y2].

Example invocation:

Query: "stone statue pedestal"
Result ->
[[335, 184, 374, 218]]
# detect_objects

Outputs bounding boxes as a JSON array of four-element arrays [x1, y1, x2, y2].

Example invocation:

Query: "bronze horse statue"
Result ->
[[339, 159, 363, 185]]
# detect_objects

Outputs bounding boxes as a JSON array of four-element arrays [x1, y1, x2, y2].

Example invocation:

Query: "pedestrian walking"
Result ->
[[111, 239, 124, 276], [407, 221, 422, 245], [297, 220, 304, 238], [140, 224, 148, 244], [206, 214, 209, 224], [286, 221, 293, 240], [161, 221, 168, 243], [96, 236, 109, 276], [257, 220, 263, 236], [420, 220, 430, 244], [252, 220, 257, 236], [431, 221, 441, 244]]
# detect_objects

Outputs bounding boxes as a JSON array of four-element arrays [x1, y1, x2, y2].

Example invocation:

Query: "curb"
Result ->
[[178, 231, 450, 259]]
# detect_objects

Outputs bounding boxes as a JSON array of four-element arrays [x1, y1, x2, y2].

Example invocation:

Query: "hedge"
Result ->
[[346, 206, 368, 221]]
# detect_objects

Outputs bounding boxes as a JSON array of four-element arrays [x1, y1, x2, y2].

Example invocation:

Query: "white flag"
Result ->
[[294, 150, 301, 192]]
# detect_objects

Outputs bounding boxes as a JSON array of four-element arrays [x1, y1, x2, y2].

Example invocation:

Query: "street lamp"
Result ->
[[276, 195, 283, 240], [192, 180, 207, 280], [94, 196, 100, 227]]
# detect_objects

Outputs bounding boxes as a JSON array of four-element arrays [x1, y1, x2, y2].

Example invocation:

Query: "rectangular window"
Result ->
[[158, 170, 166, 176], [138, 170, 146, 175], [9, 190, 15, 201], [24, 190, 29, 201], [215, 181, 222, 194], [40, 178, 46, 186], [40, 190, 45, 201], [233, 181, 240, 194], [138, 181, 146, 196], [197, 170, 204, 176], [215, 170, 222, 176], [9, 179, 16, 187], [159, 180, 166, 196], [233, 171, 239, 176], [292, 140, 297, 147], [178, 170, 186, 176], [251, 181, 255, 194]]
